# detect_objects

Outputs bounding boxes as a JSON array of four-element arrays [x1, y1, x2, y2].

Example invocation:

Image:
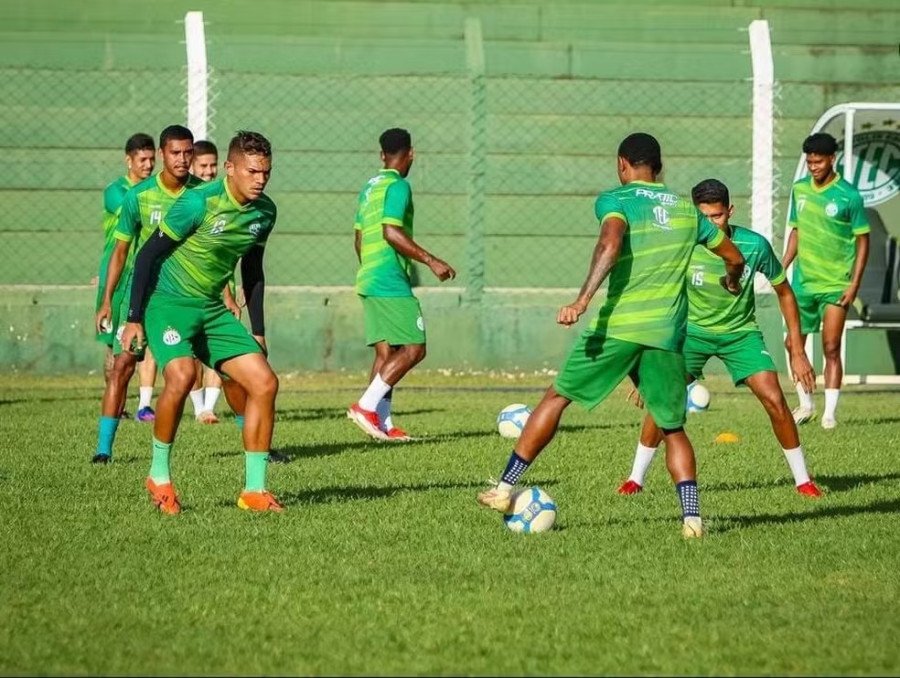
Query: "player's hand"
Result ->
[[428, 258, 456, 282], [626, 387, 645, 409], [719, 275, 742, 296], [225, 297, 242, 319], [837, 283, 859, 308], [119, 322, 146, 355], [557, 299, 588, 327], [95, 303, 113, 334], [789, 346, 816, 394]]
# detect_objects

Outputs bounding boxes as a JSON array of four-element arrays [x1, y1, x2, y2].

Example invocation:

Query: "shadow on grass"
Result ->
[[841, 416, 900, 427], [274, 406, 445, 423], [705, 470, 900, 494], [715, 497, 900, 533]]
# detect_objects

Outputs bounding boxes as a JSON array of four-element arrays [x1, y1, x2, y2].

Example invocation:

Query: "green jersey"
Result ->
[[789, 173, 869, 294], [354, 169, 415, 297], [97, 176, 133, 281], [156, 177, 276, 301], [591, 181, 725, 352], [113, 173, 202, 273], [687, 225, 785, 335]]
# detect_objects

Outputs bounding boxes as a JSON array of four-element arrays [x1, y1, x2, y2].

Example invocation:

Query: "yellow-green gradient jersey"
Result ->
[[113, 173, 203, 274], [789, 173, 869, 294], [687, 225, 785, 335], [97, 175, 133, 286], [157, 177, 276, 301], [591, 181, 725, 352], [354, 168, 415, 297]]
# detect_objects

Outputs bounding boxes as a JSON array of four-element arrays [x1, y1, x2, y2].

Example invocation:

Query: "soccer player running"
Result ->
[[347, 128, 456, 441], [95, 133, 156, 417], [92, 125, 199, 464], [617, 178, 822, 498], [783, 133, 870, 430], [120, 131, 282, 514], [476, 133, 746, 538], [186, 139, 241, 425]]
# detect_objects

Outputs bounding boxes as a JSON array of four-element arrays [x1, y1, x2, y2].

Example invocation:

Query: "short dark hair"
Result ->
[[802, 132, 838, 156], [380, 128, 412, 155], [227, 130, 272, 161], [124, 133, 154, 155], [617, 133, 662, 174], [193, 140, 218, 157], [692, 178, 730, 207], [159, 124, 193, 149]]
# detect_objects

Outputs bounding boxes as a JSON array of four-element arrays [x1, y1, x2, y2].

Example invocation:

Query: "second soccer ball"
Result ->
[[497, 403, 532, 438], [687, 382, 710, 413]]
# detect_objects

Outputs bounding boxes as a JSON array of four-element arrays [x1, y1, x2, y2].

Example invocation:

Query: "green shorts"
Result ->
[[684, 330, 776, 386], [361, 295, 426, 346], [144, 293, 262, 372], [96, 282, 126, 348], [554, 332, 687, 429], [793, 285, 843, 335], [111, 281, 137, 357]]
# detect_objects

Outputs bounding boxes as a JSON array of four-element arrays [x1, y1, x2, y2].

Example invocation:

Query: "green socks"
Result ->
[[244, 451, 268, 492], [149, 437, 172, 483]]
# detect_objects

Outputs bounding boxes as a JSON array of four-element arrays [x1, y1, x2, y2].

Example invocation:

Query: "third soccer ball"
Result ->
[[497, 403, 532, 438], [687, 382, 710, 413]]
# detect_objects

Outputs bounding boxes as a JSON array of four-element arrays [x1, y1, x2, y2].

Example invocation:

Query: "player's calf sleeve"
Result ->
[[675, 480, 700, 519]]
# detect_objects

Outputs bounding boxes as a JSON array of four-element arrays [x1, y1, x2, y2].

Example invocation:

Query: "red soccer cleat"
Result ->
[[145, 477, 181, 515], [346, 403, 388, 440], [385, 426, 412, 442], [617, 479, 643, 495], [796, 481, 823, 498], [237, 490, 284, 512]]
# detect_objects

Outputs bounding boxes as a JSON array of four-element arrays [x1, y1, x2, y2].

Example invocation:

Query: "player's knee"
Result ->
[[253, 370, 279, 400], [761, 392, 789, 419], [166, 365, 197, 395], [406, 343, 426, 365], [111, 356, 136, 384], [822, 339, 841, 362]]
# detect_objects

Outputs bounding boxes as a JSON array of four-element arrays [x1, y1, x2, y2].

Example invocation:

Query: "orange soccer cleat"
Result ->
[[145, 477, 181, 515], [237, 490, 284, 512]]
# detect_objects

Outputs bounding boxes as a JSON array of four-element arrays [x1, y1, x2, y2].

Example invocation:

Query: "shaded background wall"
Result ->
[[0, 0, 898, 373]]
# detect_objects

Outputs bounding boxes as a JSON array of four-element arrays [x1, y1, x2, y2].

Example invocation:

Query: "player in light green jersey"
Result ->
[[783, 133, 870, 430], [477, 134, 746, 538], [95, 133, 155, 409], [617, 179, 822, 498], [92, 125, 198, 463], [120, 131, 283, 513], [347, 128, 456, 442]]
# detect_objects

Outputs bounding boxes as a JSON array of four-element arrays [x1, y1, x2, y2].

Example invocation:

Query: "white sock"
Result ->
[[203, 387, 221, 413], [823, 389, 840, 419], [376, 391, 393, 431], [783, 446, 811, 486], [189, 388, 205, 415], [629, 443, 657, 486], [138, 386, 153, 410], [359, 374, 391, 412], [796, 383, 814, 411]]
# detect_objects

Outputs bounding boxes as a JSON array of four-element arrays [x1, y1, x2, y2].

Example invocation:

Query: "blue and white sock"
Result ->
[[676, 480, 701, 519], [498, 452, 530, 491]]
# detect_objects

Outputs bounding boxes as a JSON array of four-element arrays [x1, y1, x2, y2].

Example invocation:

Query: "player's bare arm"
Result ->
[[838, 232, 869, 308], [773, 280, 816, 393], [382, 224, 455, 281], [558, 217, 626, 327], [95, 239, 131, 332], [709, 237, 745, 295], [782, 228, 798, 270], [354, 229, 362, 263]]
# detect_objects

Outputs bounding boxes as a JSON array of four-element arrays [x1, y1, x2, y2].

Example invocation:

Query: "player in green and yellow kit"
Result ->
[[617, 179, 822, 498], [347, 128, 456, 441], [95, 133, 155, 410], [92, 125, 199, 463], [783, 133, 870, 430], [120, 131, 283, 513], [477, 134, 746, 538]]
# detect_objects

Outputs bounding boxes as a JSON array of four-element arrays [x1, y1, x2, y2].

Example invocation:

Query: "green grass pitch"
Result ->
[[1, 372, 898, 675]]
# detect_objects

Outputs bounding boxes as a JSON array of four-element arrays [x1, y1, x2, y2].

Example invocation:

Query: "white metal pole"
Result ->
[[843, 108, 855, 183], [184, 11, 208, 141], [749, 20, 774, 246]]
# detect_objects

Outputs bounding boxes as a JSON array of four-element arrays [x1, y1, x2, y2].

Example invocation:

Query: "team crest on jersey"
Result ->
[[652, 206, 671, 230], [210, 218, 227, 235], [162, 327, 181, 346], [825, 202, 839, 217], [416, 316, 425, 332], [150, 207, 163, 225], [249, 222, 261, 236]]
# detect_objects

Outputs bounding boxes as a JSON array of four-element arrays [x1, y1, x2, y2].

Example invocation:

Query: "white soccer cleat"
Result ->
[[682, 516, 704, 539], [792, 406, 816, 425], [821, 415, 837, 430], [477, 485, 513, 513]]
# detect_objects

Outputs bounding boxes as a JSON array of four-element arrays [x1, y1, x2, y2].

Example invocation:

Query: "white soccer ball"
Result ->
[[497, 403, 532, 439], [503, 486, 557, 534], [687, 381, 710, 413]]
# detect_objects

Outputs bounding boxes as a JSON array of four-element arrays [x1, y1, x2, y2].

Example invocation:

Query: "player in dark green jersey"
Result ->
[[347, 128, 456, 442], [477, 134, 745, 538], [96, 133, 155, 408], [92, 125, 198, 464], [120, 131, 283, 514], [617, 179, 822, 498], [783, 133, 870, 430]]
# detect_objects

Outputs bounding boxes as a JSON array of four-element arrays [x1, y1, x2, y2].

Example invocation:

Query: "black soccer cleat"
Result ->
[[267, 450, 291, 464], [91, 453, 111, 465]]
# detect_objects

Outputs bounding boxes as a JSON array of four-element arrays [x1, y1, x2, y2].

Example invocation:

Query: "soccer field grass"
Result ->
[[1, 372, 898, 675]]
